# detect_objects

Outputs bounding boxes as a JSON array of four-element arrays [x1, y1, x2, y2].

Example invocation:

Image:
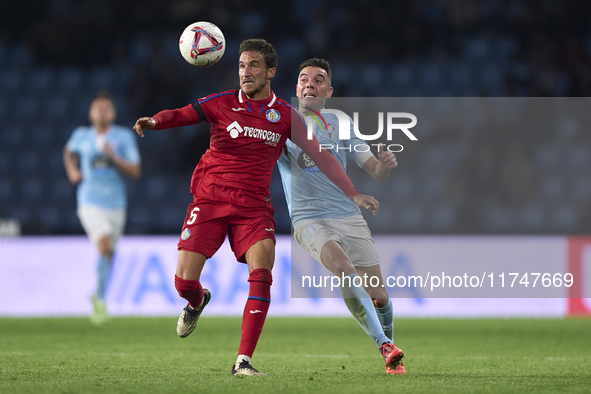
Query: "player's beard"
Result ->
[[242, 80, 267, 99]]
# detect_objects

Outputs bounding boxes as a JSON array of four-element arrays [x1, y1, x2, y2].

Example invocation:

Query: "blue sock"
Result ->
[[339, 273, 390, 348], [375, 299, 394, 342], [96, 254, 112, 300]]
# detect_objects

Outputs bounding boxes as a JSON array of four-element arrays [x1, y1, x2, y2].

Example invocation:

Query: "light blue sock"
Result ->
[[375, 298, 394, 342], [339, 273, 390, 348], [96, 254, 112, 300]]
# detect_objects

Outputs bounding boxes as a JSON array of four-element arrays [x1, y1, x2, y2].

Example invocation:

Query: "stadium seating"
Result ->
[[1, 0, 589, 236]]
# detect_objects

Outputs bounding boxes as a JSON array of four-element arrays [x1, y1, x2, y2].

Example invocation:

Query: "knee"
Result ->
[[373, 297, 388, 308], [335, 261, 357, 276], [97, 236, 113, 257], [174, 275, 202, 298]]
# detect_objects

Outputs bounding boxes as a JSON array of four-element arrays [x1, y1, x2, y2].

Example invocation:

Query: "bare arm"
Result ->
[[63, 146, 82, 184], [362, 144, 398, 181]]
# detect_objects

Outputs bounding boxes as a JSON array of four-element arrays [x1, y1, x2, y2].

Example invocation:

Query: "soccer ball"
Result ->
[[179, 21, 225, 67]]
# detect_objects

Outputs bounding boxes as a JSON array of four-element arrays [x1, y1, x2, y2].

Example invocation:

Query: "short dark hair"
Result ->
[[299, 58, 332, 82], [239, 39, 278, 69], [93, 90, 116, 108]]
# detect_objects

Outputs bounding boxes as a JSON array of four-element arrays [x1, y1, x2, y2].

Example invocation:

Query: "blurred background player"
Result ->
[[133, 39, 379, 376], [277, 58, 404, 374], [63, 91, 142, 325]]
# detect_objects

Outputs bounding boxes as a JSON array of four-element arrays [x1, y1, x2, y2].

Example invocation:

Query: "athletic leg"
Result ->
[[356, 265, 404, 374], [321, 241, 390, 348], [175, 250, 210, 338], [323, 215, 404, 373], [78, 205, 118, 324], [175, 201, 229, 338], [356, 264, 392, 340], [175, 250, 207, 306], [89, 234, 114, 325], [233, 238, 274, 376], [95, 234, 114, 301]]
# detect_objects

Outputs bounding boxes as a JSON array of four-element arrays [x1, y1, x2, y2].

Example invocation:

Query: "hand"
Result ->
[[68, 168, 83, 185], [352, 194, 380, 215], [133, 117, 156, 137], [103, 142, 115, 158], [377, 143, 398, 169]]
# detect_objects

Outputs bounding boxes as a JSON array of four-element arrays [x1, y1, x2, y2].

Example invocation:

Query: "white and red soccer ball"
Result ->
[[179, 21, 225, 67]]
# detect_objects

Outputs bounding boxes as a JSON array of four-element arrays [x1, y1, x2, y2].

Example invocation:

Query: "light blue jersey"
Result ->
[[66, 125, 141, 209], [277, 111, 373, 227]]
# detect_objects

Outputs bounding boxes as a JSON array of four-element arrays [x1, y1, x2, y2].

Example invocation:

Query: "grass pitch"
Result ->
[[0, 316, 589, 393]]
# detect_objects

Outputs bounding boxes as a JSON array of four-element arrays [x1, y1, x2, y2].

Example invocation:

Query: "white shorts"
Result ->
[[294, 214, 379, 268], [77, 205, 126, 247]]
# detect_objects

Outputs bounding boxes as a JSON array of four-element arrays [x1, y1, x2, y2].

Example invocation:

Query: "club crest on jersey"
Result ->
[[265, 109, 280, 122], [181, 228, 191, 240]]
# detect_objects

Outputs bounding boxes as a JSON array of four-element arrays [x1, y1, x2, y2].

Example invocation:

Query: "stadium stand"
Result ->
[[1, 0, 590, 235]]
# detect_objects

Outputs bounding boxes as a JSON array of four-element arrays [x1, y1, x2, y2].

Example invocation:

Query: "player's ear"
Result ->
[[327, 86, 334, 98], [267, 67, 276, 80]]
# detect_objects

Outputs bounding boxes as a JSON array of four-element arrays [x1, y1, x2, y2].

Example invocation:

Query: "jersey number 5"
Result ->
[[187, 207, 200, 225]]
